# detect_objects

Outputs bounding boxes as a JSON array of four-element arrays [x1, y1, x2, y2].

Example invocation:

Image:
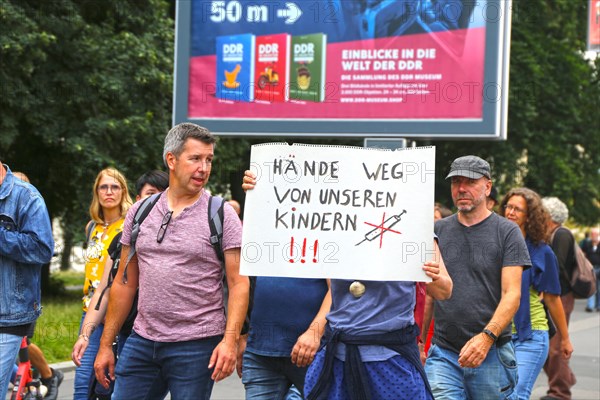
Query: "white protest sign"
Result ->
[[241, 144, 436, 281]]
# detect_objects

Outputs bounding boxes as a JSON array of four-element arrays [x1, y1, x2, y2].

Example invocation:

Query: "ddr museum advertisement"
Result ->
[[240, 143, 435, 281], [589, 0, 600, 51], [174, 0, 512, 138]]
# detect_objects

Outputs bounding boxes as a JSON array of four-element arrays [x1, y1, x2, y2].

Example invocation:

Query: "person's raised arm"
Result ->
[[209, 248, 249, 382], [423, 241, 452, 300], [458, 265, 522, 368], [93, 245, 139, 388], [291, 279, 332, 367], [72, 256, 113, 366]]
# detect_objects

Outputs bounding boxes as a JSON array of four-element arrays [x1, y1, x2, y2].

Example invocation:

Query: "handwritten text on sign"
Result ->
[[241, 144, 436, 281]]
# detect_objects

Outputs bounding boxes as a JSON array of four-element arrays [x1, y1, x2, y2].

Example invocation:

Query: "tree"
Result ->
[[431, 0, 599, 224], [0, 0, 174, 273]]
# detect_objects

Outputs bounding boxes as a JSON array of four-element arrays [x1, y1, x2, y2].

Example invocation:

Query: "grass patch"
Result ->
[[52, 269, 85, 287], [33, 272, 85, 363]]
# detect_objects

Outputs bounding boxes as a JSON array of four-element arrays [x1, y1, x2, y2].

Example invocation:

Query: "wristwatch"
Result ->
[[482, 328, 498, 342]]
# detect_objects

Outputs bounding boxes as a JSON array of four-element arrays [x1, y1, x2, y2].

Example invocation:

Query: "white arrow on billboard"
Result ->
[[277, 2, 302, 24]]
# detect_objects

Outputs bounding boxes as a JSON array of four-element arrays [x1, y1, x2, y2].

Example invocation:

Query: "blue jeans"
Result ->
[[425, 342, 518, 400], [113, 331, 222, 400], [0, 333, 22, 397], [513, 330, 549, 400], [586, 267, 600, 310], [117, 331, 130, 356], [286, 385, 303, 400], [74, 313, 104, 400], [241, 351, 307, 399]]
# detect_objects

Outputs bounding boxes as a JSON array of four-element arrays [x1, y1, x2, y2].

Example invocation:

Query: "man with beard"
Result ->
[[423, 155, 530, 399]]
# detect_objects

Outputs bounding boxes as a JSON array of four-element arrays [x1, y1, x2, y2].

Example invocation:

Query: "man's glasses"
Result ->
[[98, 184, 122, 193], [157, 211, 173, 243], [503, 204, 526, 214]]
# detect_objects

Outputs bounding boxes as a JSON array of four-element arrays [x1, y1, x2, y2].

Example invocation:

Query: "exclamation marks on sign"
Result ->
[[289, 237, 319, 263]]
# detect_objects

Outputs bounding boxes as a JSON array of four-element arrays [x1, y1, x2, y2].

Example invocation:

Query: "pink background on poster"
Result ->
[[589, 0, 600, 47], [188, 27, 485, 120]]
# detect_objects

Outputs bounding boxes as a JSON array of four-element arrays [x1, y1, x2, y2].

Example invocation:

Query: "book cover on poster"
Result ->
[[289, 33, 327, 102], [216, 34, 255, 102], [254, 33, 290, 103]]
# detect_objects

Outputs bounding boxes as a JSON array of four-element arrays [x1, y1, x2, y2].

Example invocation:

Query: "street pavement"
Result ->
[[6, 299, 599, 400]]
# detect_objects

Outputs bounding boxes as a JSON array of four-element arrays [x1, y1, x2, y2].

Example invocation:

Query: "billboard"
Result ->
[[589, 0, 600, 52], [173, 0, 512, 139]]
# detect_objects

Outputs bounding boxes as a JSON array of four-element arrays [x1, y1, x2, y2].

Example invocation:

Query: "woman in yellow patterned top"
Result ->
[[74, 168, 132, 400]]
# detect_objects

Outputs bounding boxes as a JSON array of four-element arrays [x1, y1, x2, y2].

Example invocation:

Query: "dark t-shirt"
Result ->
[[247, 277, 328, 357], [0, 322, 35, 338], [551, 227, 576, 295], [581, 240, 600, 268], [433, 213, 531, 354]]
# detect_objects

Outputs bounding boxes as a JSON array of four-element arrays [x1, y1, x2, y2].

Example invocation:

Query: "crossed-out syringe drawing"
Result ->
[[355, 210, 407, 247]]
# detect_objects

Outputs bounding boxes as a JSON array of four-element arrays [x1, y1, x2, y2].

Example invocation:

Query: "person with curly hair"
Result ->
[[499, 188, 573, 400]]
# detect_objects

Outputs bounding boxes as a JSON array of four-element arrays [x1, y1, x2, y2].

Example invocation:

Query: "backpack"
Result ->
[[551, 227, 597, 299]]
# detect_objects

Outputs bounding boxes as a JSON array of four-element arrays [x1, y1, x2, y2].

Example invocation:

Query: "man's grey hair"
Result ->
[[163, 123, 216, 166], [542, 196, 569, 224]]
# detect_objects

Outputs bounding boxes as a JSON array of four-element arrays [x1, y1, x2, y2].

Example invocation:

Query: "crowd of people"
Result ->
[[1, 123, 597, 400]]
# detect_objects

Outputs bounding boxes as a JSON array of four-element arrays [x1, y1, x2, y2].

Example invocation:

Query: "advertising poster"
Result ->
[[589, 0, 600, 51], [240, 143, 436, 281], [175, 0, 511, 138]]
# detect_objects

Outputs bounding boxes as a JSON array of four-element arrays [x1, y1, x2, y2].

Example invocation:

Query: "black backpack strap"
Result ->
[[84, 221, 97, 249], [94, 234, 123, 311], [122, 193, 162, 284], [208, 195, 226, 263], [208, 196, 252, 334]]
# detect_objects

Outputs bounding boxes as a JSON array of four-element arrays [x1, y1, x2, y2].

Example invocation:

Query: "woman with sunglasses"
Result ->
[[74, 168, 132, 400], [499, 187, 573, 400]]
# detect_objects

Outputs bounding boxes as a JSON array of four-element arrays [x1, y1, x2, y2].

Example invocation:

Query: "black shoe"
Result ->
[[42, 368, 64, 400], [585, 307, 594, 312], [540, 396, 561, 400]]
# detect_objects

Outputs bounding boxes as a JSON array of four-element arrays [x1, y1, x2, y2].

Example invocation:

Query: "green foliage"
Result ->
[[433, 0, 600, 224], [0, 0, 174, 247]]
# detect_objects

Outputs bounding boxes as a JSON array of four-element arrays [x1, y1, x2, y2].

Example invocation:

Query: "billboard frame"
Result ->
[[173, 0, 512, 140]]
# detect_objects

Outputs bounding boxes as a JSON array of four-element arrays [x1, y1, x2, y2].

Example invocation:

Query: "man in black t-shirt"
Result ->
[[424, 155, 530, 399]]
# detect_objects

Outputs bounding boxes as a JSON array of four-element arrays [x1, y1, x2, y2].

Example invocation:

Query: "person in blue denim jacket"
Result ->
[[0, 162, 54, 397]]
